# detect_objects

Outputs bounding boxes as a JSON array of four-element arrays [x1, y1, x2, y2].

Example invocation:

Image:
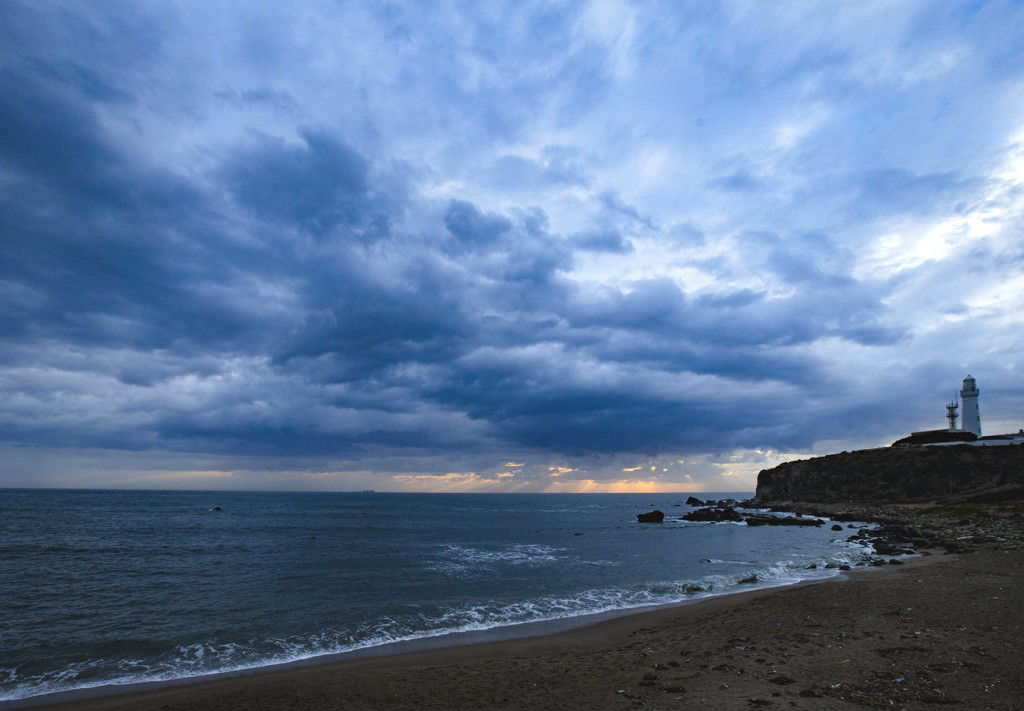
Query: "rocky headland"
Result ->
[[754, 444, 1024, 504], [753, 445, 1024, 555]]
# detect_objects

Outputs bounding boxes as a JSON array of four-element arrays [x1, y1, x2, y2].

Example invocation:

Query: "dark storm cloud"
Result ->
[[0, 67, 121, 200], [224, 130, 378, 238], [418, 333, 808, 454], [444, 200, 513, 248], [560, 266, 900, 353], [277, 271, 472, 379], [2, 1, 1022, 490], [0, 67, 246, 351], [567, 278, 686, 331], [0, 58, 914, 460]]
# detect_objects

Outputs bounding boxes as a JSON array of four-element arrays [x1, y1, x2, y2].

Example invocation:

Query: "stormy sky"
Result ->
[[2, 1, 1023, 492]]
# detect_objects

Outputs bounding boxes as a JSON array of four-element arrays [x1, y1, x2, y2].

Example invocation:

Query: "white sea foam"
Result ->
[[0, 551, 871, 704], [1, 491, 882, 705], [427, 543, 617, 577], [427, 543, 565, 577]]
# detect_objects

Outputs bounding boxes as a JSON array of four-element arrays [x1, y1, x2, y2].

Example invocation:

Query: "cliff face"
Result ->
[[755, 445, 1024, 504]]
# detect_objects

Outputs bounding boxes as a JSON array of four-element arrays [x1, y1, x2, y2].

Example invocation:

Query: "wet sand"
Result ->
[[19, 548, 1024, 711]]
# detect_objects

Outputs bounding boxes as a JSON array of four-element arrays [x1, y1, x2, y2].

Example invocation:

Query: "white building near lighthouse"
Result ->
[[894, 374, 1024, 447], [960, 375, 981, 436]]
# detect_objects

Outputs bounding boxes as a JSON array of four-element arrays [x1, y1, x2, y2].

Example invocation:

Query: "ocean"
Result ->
[[0, 489, 876, 704]]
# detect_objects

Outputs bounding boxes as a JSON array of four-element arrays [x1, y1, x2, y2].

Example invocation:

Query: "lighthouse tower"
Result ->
[[960, 375, 981, 436]]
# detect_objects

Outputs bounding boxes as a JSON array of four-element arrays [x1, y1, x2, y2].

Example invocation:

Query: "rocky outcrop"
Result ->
[[744, 514, 824, 527], [637, 510, 665, 523], [678, 507, 826, 527], [755, 445, 1024, 505], [777, 501, 1024, 555], [681, 506, 744, 523]]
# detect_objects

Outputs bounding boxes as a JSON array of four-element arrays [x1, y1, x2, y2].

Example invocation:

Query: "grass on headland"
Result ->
[[916, 500, 1024, 517]]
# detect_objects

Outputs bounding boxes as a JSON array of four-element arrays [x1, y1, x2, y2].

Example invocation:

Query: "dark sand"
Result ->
[[18, 548, 1024, 711]]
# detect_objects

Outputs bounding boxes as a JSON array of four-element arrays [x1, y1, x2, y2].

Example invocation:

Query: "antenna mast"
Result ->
[[946, 393, 959, 431]]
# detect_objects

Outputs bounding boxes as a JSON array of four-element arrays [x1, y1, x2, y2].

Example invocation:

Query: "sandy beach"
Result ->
[[17, 545, 1023, 711]]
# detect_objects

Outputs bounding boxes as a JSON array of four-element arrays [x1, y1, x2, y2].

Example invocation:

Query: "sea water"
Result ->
[[0, 489, 875, 704]]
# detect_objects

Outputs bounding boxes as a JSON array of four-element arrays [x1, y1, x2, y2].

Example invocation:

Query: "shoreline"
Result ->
[[12, 503, 1024, 710], [3, 508, 879, 710], [1, 566, 855, 710], [12, 553, 995, 711]]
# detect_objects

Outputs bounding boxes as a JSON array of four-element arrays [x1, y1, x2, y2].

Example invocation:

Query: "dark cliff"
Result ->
[[755, 445, 1024, 504]]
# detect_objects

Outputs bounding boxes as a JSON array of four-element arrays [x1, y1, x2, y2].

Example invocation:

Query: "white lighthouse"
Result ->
[[960, 375, 981, 436]]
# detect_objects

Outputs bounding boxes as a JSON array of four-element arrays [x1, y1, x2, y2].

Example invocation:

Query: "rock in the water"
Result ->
[[685, 496, 704, 506], [744, 514, 824, 527], [871, 540, 916, 556], [682, 506, 744, 523], [637, 510, 665, 523]]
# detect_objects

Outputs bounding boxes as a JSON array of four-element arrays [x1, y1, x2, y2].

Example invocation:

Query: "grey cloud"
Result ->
[[224, 130, 376, 238], [695, 285, 903, 349], [1, 68, 909, 458], [421, 340, 808, 454], [0, 68, 276, 353], [598, 190, 656, 230], [3, 0, 1022, 486], [442, 201, 574, 288], [487, 153, 591, 190], [0, 68, 121, 200], [33, 60, 135, 104], [1, 2, 167, 77], [215, 87, 298, 112], [735, 230, 858, 289], [444, 200, 513, 248], [568, 278, 686, 331], [694, 289, 764, 309], [765, 232, 855, 287], [562, 262, 901, 355], [665, 223, 706, 247], [853, 168, 978, 218], [278, 280, 472, 378], [551, 43, 614, 126], [572, 228, 634, 254]]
